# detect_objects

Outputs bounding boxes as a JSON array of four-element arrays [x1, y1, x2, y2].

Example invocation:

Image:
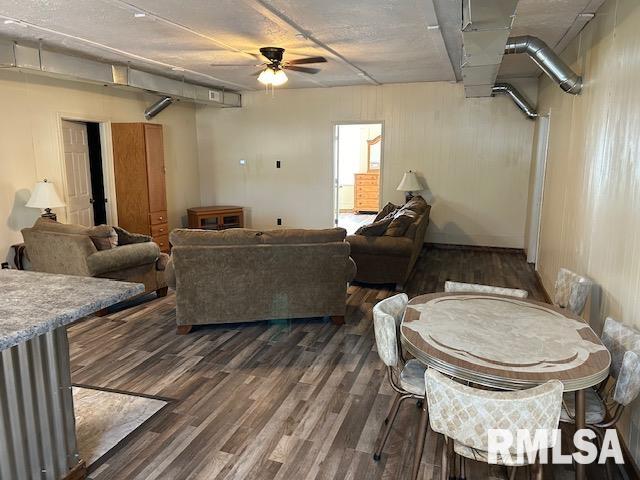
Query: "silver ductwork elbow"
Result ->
[[144, 96, 174, 120], [504, 35, 582, 94], [492, 83, 538, 119]]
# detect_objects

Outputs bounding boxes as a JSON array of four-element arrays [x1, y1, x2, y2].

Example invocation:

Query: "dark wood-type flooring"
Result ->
[[68, 246, 616, 480]]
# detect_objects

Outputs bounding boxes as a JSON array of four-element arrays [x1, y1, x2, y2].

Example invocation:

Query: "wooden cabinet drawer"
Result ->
[[357, 178, 379, 187], [149, 211, 168, 225], [151, 223, 169, 237], [153, 234, 170, 252], [356, 173, 378, 180]]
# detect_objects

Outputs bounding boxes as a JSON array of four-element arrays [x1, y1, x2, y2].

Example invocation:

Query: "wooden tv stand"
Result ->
[[187, 206, 244, 230]]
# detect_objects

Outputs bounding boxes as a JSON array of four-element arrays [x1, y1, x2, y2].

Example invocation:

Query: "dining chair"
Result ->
[[425, 369, 563, 480], [554, 268, 592, 315], [560, 316, 640, 479], [372, 293, 429, 476], [444, 280, 529, 298]]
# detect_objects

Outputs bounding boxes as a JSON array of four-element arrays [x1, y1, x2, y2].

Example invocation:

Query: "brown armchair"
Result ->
[[21, 218, 168, 297]]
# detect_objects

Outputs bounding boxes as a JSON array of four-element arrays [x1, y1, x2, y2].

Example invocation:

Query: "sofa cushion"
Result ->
[[374, 202, 398, 222], [355, 214, 394, 236], [33, 217, 89, 235], [346, 234, 414, 257], [171, 228, 266, 246], [402, 195, 428, 214], [170, 227, 346, 246], [261, 228, 346, 244], [87, 225, 118, 250], [114, 226, 152, 245], [384, 209, 418, 237]]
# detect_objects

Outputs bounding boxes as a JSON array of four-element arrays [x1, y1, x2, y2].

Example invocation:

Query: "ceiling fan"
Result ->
[[211, 47, 327, 86]]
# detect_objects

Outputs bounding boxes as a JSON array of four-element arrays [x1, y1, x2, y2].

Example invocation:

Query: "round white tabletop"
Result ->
[[401, 292, 610, 392]]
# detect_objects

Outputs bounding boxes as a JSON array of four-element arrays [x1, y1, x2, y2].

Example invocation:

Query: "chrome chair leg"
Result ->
[[373, 393, 411, 460], [411, 401, 429, 480]]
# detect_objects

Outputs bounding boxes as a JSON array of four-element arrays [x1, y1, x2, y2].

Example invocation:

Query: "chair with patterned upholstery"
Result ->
[[554, 268, 592, 315], [425, 369, 563, 480], [444, 280, 528, 299], [560, 317, 640, 479], [372, 293, 429, 477]]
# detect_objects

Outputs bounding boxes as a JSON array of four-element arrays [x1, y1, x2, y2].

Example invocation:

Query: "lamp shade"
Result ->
[[396, 171, 423, 192], [25, 180, 65, 209]]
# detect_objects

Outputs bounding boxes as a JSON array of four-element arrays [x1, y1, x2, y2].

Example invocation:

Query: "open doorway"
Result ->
[[333, 123, 383, 234], [61, 120, 108, 226]]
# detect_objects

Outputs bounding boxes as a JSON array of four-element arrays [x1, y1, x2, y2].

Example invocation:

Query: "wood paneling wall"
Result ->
[[0, 69, 200, 260], [531, 0, 640, 462], [196, 80, 536, 248]]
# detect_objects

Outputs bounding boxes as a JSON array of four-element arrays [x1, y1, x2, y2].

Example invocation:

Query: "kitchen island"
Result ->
[[0, 270, 143, 480]]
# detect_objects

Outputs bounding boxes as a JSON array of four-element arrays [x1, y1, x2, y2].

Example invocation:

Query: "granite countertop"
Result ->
[[0, 270, 144, 351]]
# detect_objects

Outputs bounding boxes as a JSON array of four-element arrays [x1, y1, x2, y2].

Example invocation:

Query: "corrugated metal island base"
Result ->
[[0, 270, 144, 480]]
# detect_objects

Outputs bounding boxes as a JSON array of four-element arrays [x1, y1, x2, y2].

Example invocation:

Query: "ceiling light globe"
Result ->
[[258, 68, 275, 85], [271, 69, 288, 86]]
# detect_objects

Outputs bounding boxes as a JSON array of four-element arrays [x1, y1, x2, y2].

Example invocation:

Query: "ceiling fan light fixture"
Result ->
[[271, 69, 288, 86], [257, 67, 275, 85]]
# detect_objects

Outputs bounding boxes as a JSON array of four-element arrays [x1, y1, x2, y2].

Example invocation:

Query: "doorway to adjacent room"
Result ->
[[333, 122, 383, 234], [61, 120, 110, 226]]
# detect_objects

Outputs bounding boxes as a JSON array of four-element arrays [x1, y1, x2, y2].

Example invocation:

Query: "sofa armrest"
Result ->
[[346, 234, 413, 257], [87, 242, 160, 276], [165, 257, 176, 288]]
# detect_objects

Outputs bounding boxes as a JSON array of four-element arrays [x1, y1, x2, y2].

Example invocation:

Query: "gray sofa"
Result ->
[[22, 218, 168, 297], [346, 196, 431, 290], [166, 227, 356, 333]]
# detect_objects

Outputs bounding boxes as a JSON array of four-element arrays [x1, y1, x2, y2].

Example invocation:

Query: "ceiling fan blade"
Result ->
[[210, 63, 261, 67], [286, 56, 327, 65], [284, 65, 321, 74]]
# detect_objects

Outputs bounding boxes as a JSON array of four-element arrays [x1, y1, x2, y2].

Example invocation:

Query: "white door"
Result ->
[[527, 115, 550, 265], [62, 120, 94, 226]]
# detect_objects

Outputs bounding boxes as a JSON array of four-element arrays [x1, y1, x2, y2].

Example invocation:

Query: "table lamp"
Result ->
[[396, 170, 423, 202], [26, 179, 66, 221]]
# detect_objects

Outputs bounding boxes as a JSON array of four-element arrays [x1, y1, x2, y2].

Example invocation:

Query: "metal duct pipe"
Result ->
[[492, 83, 538, 119], [504, 35, 582, 94], [144, 96, 174, 120]]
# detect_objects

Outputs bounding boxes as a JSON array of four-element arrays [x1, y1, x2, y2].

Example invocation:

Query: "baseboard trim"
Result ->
[[533, 268, 552, 303], [425, 242, 525, 255]]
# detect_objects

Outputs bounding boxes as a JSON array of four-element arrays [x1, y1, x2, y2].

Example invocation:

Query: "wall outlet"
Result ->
[[239, 159, 246, 166], [276, 160, 281, 168], [277, 218, 282, 226]]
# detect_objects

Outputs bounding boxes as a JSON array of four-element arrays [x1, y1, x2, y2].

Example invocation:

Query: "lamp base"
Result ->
[[404, 192, 414, 203], [41, 208, 57, 222]]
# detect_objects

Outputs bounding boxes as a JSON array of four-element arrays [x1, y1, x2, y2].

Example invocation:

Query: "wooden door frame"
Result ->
[[56, 113, 118, 226], [331, 121, 385, 227]]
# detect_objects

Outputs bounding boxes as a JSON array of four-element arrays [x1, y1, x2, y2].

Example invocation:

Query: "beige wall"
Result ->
[[196, 81, 536, 247], [531, 0, 640, 461], [0, 69, 200, 260]]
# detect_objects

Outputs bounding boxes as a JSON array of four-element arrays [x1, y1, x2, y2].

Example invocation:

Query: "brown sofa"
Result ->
[[166, 227, 356, 333], [346, 196, 431, 290], [22, 218, 168, 297]]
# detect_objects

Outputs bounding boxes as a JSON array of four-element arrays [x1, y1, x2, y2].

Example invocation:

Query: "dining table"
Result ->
[[400, 292, 611, 480]]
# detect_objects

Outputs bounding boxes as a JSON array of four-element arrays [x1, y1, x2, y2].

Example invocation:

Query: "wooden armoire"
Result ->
[[111, 123, 169, 252]]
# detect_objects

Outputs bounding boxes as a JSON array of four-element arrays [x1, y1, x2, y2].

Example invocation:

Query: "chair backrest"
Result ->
[[372, 293, 409, 368], [425, 369, 563, 455], [444, 281, 528, 299], [554, 268, 592, 315], [601, 317, 640, 406]]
